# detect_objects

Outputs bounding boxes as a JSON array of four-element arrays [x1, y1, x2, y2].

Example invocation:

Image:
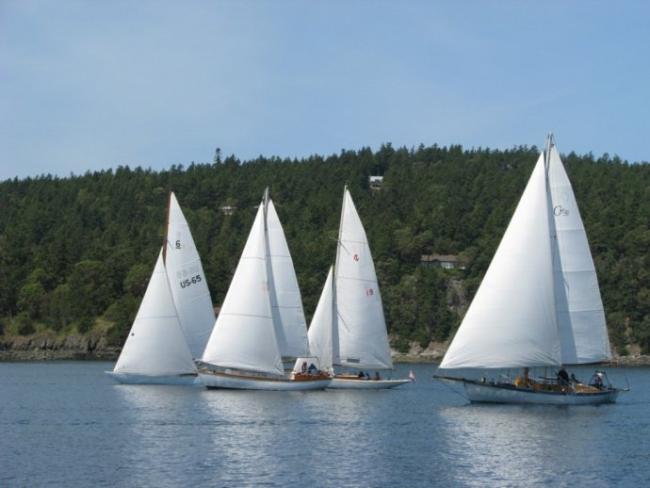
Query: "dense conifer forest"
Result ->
[[0, 143, 648, 354]]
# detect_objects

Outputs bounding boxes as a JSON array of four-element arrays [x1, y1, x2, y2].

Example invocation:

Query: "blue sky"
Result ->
[[1, 1, 648, 180]]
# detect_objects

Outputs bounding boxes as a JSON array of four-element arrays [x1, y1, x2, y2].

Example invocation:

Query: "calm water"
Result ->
[[1, 362, 649, 487]]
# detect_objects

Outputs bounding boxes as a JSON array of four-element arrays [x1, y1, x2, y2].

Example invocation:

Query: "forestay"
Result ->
[[439, 154, 562, 369], [201, 204, 285, 376], [113, 250, 196, 376], [335, 188, 392, 370], [265, 199, 310, 359], [548, 144, 612, 364], [165, 192, 216, 359]]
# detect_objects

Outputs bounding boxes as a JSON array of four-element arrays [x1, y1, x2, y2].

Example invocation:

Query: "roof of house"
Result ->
[[420, 254, 459, 263]]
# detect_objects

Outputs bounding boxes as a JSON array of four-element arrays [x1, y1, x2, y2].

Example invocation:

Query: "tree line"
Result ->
[[0, 143, 648, 353]]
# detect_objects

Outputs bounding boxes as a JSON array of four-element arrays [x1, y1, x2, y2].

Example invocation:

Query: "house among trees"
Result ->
[[369, 175, 384, 190], [219, 205, 236, 216], [420, 254, 464, 270]]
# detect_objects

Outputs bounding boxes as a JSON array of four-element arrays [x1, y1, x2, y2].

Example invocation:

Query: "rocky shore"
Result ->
[[0, 333, 120, 361], [2, 334, 650, 366]]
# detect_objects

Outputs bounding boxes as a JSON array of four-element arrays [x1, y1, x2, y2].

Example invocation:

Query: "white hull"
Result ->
[[198, 371, 330, 391], [328, 377, 410, 390], [105, 371, 198, 385], [464, 382, 619, 405]]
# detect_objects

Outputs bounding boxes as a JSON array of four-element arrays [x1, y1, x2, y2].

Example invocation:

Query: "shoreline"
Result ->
[[2, 334, 650, 366]]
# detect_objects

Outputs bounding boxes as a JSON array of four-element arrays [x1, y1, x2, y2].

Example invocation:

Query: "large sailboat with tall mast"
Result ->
[[295, 187, 409, 389], [197, 189, 330, 390], [436, 135, 624, 404], [108, 192, 216, 384]]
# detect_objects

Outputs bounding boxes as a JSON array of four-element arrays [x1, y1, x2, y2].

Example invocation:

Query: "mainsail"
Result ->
[[164, 192, 216, 359], [113, 250, 196, 376], [201, 203, 285, 376], [334, 188, 393, 370], [265, 198, 310, 359], [548, 143, 612, 364], [439, 154, 562, 369]]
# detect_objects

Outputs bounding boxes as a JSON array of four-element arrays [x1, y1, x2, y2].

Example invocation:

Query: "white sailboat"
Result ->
[[108, 192, 216, 384], [294, 187, 409, 389], [197, 190, 329, 390], [436, 135, 623, 405], [107, 250, 198, 384]]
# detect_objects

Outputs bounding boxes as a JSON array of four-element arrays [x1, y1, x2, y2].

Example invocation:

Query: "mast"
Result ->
[[263, 187, 270, 230], [332, 185, 347, 367], [162, 192, 172, 264]]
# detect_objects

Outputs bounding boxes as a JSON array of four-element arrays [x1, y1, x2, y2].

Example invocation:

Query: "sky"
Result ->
[[1, 1, 649, 181]]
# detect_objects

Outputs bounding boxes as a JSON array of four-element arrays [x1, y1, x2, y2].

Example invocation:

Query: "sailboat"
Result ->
[[436, 135, 624, 405], [197, 189, 330, 390], [294, 187, 409, 389], [108, 192, 216, 384]]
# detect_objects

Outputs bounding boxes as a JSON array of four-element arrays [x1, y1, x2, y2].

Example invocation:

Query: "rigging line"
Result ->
[[433, 375, 468, 402]]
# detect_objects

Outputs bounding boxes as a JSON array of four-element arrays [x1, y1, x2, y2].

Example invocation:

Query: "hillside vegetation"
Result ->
[[1, 144, 648, 354]]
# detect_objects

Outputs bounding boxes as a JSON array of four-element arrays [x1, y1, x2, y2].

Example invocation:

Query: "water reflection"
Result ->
[[438, 403, 613, 487]]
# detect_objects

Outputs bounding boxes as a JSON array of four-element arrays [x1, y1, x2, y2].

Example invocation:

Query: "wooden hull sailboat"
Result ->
[[293, 187, 408, 390], [199, 190, 320, 391], [435, 135, 625, 404], [197, 367, 330, 391]]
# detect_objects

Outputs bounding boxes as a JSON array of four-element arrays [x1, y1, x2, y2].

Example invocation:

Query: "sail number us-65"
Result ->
[[180, 274, 202, 289]]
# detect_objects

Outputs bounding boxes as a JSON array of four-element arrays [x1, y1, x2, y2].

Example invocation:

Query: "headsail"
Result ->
[[201, 204, 284, 376], [265, 198, 310, 359], [439, 154, 562, 369], [297, 266, 337, 373], [113, 250, 196, 376], [548, 141, 612, 364], [165, 192, 216, 359], [335, 188, 392, 370]]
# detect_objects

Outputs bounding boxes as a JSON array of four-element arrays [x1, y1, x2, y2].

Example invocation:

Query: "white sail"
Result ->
[[302, 266, 337, 372], [439, 154, 562, 369], [548, 144, 612, 364], [165, 192, 216, 359], [113, 250, 196, 376], [335, 188, 392, 370], [201, 204, 285, 376], [265, 199, 310, 359]]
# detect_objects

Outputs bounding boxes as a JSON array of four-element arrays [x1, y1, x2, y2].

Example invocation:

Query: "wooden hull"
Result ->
[[198, 370, 330, 391], [464, 381, 619, 405], [328, 376, 410, 390], [105, 371, 198, 385]]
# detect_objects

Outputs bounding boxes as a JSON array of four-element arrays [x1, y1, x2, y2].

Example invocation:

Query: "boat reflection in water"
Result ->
[[437, 400, 614, 487]]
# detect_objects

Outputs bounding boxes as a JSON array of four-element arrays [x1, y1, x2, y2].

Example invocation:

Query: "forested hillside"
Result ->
[[1, 144, 648, 354]]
